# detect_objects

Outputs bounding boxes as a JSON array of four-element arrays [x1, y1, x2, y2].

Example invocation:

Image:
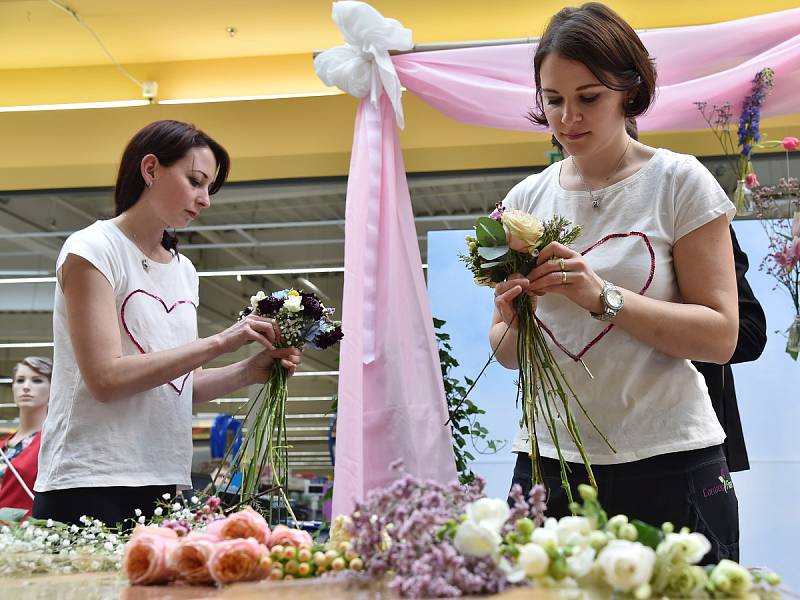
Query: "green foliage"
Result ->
[[434, 317, 506, 485]]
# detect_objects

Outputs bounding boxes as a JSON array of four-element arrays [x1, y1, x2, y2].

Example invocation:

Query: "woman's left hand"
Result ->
[[527, 242, 606, 313], [248, 347, 303, 382]]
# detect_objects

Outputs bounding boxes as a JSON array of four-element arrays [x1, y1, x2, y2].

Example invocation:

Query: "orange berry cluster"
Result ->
[[260, 541, 363, 581]]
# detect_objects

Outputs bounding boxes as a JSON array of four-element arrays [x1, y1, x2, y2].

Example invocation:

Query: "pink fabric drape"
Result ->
[[393, 8, 800, 131], [333, 94, 457, 517], [332, 7, 800, 516]]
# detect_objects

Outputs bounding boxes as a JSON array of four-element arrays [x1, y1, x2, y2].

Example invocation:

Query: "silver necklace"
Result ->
[[571, 137, 632, 208], [126, 226, 156, 272]]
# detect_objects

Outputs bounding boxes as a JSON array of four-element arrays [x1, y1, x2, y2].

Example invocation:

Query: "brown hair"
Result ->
[[12, 356, 53, 381], [113, 120, 231, 252], [529, 2, 656, 127]]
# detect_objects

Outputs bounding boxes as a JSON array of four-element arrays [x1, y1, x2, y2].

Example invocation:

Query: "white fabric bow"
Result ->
[[314, 1, 413, 128]]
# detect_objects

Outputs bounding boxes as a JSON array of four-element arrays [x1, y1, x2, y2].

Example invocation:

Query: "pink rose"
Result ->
[[267, 524, 314, 548], [208, 538, 269, 584], [169, 532, 218, 585], [745, 172, 759, 188], [123, 527, 179, 585], [792, 212, 800, 239], [205, 507, 270, 545], [783, 136, 799, 151]]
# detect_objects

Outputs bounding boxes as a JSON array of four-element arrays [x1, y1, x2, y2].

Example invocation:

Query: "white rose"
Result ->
[[501, 209, 544, 254], [531, 526, 558, 547], [465, 498, 510, 534], [658, 532, 711, 565], [250, 290, 267, 310], [597, 540, 656, 592], [517, 543, 550, 577], [284, 295, 303, 312], [709, 559, 753, 596], [567, 544, 597, 578], [453, 520, 501, 558], [556, 516, 593, 546]]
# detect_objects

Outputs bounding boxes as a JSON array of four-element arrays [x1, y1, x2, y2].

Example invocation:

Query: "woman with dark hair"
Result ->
[[494, 4, 740, 563], [0, 357, 52, 516], [33, 120, 302, 526]]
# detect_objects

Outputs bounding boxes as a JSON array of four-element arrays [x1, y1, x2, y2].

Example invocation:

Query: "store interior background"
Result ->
[[1, 0, 798, 585]]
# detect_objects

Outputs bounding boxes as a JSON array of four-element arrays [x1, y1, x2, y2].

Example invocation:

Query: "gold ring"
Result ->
[[561, 271, 567, 285], [558, 257, 566, 271]]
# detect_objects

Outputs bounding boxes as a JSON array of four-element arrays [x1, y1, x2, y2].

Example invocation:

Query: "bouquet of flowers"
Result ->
[[460, 206, 613, 503], [342, 465, 782, 598], [753, 181, 800, 358], [695, 67, 775, 214], [214, 289, 343, 518]]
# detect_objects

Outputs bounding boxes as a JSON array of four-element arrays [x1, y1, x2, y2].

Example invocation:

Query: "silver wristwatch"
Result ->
[[590, 281, 624, 321]]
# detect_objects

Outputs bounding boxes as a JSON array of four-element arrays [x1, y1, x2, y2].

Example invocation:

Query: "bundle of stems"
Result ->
[[515, 294, 615, 505], [211, 364, 297, 524]]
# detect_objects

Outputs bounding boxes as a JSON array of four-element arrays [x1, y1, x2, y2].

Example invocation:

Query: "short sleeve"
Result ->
[[56, 224, 120, 292], [501, 173, 540, 212], [673, 156, 735, 242]]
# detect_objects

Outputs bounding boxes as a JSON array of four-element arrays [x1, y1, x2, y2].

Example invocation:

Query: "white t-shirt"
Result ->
[[36, 220, 199, 491], [504, 148, 734, 464]]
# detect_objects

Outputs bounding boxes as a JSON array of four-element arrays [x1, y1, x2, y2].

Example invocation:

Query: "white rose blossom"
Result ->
[[453, 520, 502, 558], [250, 290, 267, 309], [555, 516, 593, 546], [597, 539, 656, 592], [658, 532, 711, 565], [464, 498, 510, 534], [284, 294, 303, 313]]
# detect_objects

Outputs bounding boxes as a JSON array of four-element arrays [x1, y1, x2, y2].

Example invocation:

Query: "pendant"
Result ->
[[592, 198, 600, 208], [141, 258, 150, 272]]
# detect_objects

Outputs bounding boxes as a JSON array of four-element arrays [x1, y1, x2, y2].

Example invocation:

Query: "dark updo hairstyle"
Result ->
[[113, 120, 231, 253], [528, 2, 657, 127]]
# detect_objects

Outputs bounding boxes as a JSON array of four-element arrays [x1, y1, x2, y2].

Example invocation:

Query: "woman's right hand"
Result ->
[[215, 314, 281, 354], [493, 273, 532, 327]]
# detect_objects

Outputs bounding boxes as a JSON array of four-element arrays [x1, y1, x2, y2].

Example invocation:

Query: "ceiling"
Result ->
[[5, 0, 794, 71]]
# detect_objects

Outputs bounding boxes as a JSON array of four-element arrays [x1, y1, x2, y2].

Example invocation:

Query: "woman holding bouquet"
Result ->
[[33, 120, 302, 527], [494, 3, 739, 563]]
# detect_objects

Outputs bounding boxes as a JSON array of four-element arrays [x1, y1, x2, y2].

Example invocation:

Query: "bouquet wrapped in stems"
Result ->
[[460, 205, 614, 503], [212, 289, 343, 521]]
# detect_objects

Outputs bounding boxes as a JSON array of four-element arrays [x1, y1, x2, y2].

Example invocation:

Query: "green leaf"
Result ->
[[631, 519, 664, 550], [475, 217, 507, 247], [480, 259, 510, 269], [478, 245, 510, 261]]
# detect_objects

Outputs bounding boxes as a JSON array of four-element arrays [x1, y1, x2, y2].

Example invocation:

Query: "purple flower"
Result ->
[[737, 68, 774, 157], [489, 203, 505, 222], [315, 325, 344, 349], [257, 295, 284, 316], [300, 292, 323, 320]]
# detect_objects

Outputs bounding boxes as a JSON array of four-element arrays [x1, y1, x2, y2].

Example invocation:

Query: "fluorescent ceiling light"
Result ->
[[159, 91, 341, 105], [0, 100, 150, 113], [0, 342, 54, 349]]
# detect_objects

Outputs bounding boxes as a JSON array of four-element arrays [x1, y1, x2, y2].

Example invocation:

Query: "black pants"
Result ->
[[510, 445, 739, 564], [32, 485, 175, 529]]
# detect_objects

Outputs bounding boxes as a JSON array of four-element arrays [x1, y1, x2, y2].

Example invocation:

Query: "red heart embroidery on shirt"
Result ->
[[120, 289, 197, 395], [536, 232, 655, 361]]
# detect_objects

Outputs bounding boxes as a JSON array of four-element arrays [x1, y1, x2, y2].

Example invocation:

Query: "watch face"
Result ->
[[605, 287, 624, 310]]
